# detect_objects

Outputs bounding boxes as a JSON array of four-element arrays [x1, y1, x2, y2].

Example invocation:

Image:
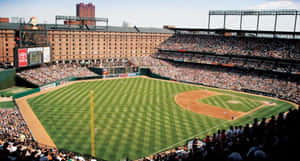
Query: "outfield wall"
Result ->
[[13, 72, 139, 99], [139, 68, 171, 80], [0, 69, 16, 90]]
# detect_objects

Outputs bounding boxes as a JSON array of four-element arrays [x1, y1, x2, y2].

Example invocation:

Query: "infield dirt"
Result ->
[[175, 90, 245, 120]]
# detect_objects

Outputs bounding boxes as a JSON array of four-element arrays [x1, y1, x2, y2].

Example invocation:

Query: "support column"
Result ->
[[256, 13, 260, 36], [294, 11, 298, 38], [240, 14, 243, 30], [208, 13, 211, 30], [223, 13, 226, 29], [274, 12, 278, 32]]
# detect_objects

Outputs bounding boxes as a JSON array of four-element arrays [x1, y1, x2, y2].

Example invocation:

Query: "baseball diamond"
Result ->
[[15, 77, 296, 161]]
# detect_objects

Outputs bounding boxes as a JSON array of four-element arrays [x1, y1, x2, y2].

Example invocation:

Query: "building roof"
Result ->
[[166, 27, 300, 35], [165, 27, 300, 39], [0, 23, 174, 34], [0, 23, 19, 30]]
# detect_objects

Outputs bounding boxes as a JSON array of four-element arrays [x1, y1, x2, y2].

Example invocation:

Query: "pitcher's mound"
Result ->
[[228, 100, 240, 104], [262, 101, 277, 106]]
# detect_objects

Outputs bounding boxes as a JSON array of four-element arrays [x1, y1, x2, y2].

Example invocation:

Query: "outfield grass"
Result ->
[[199, 95, 262, 112], [27, 77, 296, 161]]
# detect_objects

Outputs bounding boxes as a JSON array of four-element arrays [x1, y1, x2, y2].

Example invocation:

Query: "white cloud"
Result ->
[[250, 0, 299, 10]]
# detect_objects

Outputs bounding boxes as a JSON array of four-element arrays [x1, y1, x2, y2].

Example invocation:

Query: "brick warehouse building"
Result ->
[[0, 23, 173, 66]]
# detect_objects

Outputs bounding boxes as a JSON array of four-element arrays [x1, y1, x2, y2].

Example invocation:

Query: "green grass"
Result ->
[[199, 95, 262, 112], [0, 86, 32, 97], [0, 101, 15, 108], [27, 77, 296, 161]]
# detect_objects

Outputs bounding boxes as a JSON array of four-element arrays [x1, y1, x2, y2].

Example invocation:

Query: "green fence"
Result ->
[[139, 68, 171, 80], [0, 69, 16, 90], [13, 88, 40, 99]]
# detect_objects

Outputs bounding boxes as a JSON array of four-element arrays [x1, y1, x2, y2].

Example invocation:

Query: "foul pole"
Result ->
[[90, 91, 96, 157]]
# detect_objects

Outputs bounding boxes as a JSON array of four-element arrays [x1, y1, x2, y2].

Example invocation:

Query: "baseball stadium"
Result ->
[[0, 3, 300, 161]]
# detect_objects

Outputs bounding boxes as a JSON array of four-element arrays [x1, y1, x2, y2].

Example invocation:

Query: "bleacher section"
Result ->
[[159, 34, 300, 60], [17, 64, 97, 86]]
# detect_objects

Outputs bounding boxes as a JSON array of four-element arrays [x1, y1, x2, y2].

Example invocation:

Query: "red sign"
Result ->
[[18, 48, 28, 67]]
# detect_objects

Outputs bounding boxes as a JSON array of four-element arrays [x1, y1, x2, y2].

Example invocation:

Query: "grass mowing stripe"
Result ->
[[63, 83, 95, 106], [216, 95, 231, 110], [240, 98, 256, 111], [70, 83, 94, 106], [41, 85, 76, 104]]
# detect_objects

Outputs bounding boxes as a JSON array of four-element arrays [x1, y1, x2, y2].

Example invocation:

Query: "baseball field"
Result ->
[[20, 77, 295, 161]]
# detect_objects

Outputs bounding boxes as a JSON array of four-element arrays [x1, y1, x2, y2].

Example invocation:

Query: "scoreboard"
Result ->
[[16, 47, 51, 68], [28, 48, 43, 65]]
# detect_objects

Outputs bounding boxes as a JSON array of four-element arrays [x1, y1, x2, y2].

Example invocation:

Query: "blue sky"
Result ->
[[0, 0, 300, 30]]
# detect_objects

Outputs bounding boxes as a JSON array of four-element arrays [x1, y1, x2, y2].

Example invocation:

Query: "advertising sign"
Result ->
[[18, 48, 28, 67], [43, 47, 50, 63]]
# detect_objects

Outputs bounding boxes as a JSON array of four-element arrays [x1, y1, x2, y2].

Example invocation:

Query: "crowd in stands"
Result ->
[[152, 52, 300, 74], [90, 59, 130, 68], [90, 58, 138, 74], [140, 108, 300, 161], [0, 109, 97, 161], [128, 56, 299, 103], [17, 64, 98, 86], [159, 34, 300, 60]]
